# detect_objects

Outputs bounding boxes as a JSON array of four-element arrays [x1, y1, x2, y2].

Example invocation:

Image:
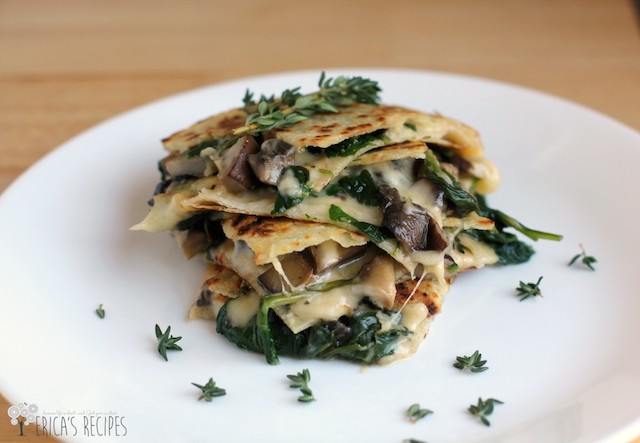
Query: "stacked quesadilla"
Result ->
[[134, 73, 559, 365]]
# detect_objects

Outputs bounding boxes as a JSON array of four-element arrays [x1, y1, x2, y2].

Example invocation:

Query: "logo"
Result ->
[[6, 402, 127, 438], [7, 402, 38, 436]]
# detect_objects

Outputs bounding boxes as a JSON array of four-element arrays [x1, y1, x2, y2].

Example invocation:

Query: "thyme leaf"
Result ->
[[192, 378, 226, 402], [516, 276, 544, 301], [234, 72, 381, 136], [95, 304, 105, 319], [406, 403, 433, 422], [287, 368, 315, 403], [568, 243, 597, 271], [155, 324, 183, 361], [453, 350, 489, 373], [468, 397, 504, 426]]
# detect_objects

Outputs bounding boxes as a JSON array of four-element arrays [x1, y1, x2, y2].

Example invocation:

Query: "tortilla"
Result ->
[[221, 214, 367, 266], [162, 109, 247, 154]]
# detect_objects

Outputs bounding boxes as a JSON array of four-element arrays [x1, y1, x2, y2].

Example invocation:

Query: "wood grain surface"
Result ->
[[1, 0, 639, 441]]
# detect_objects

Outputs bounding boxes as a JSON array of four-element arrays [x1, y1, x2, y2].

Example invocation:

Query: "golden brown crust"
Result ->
[[201, 263, 245, 297], [273, 104, 398, 148], [221, 214, 367, 266], [162, 109, 247, 154], [394, 277, 451, 316]]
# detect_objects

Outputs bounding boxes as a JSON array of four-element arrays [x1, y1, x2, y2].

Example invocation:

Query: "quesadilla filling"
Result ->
[[135, 73, 561, 365]]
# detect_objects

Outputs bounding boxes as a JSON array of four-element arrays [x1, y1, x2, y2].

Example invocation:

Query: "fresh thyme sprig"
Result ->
[[468, 397, 504, 426], [516, 276, 543, 301], [155, 324, 183, 361], [234, 72, 381, 136], [287, 368, 315, 403], [95, 304, 105, 319], [569, 243, 597, 271], [192, 378, 226, 402], [453, 350, 489, 373], [406, 403, 433, 423]]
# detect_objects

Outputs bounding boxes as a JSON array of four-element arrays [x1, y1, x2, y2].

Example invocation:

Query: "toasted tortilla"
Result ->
[[161, 103, 484, 158], [162, 109, 247, 154], [273, 104, 402, 148], [221, 214, 367, 266], [350, 141, 427, 166]]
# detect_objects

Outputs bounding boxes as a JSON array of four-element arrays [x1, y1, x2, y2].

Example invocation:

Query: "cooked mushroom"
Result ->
[[380, 186, 447, 252], [177, 229, 209, 259], [258, 252, 315, 293], [162, 154, 212, 178], [219, 135, 259, 192], [306, 241, 368, 274], [196, 287, 213, 307], [426, 217, 447, 251], [248, 138, 295, 186], [359, 254, 397, 309]]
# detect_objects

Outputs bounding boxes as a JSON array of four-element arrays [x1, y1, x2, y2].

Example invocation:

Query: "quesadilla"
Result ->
[[135, 73, 561, 365]]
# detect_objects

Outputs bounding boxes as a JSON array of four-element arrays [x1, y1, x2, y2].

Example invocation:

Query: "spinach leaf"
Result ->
[[476, 195, 563, 242], [325, 170, 381, 206], [464, 229, 535, 265], [328, 204, 389, 243], [184, 136, 240, 158], [423, 149, 479, 216], [323, 129, 388, 158], [216, 303, 264, 353], [272, 166, 313, 214], [216, 300, 410, 365]]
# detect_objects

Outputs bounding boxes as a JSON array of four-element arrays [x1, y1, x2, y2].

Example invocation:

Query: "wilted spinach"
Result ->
[[325, 170, 381, 206], [216, 300, 409, 365]]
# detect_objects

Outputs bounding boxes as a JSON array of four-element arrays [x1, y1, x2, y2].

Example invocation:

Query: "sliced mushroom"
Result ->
[[359, 254, 397, 310], [380, 186, 447, 252], [196, 287, 213, 307], [178, 229, 209, 259], [258, 252, 315, 293], [248, 138, 295, 186], [426, 218, 448, 251], [162, 154, 212, 178], [306, 241, 369, 274], [219, 135, 259, 193]]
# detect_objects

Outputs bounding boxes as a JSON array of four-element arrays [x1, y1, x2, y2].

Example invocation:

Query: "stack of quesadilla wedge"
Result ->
[[134, 74, 557, 365]]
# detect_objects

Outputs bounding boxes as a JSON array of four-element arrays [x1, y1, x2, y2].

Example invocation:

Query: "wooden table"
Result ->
[[1, 1, 638, 441]]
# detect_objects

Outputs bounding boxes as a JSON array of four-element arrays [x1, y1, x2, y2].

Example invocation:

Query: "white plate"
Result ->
[[1, 69, 639, 443]]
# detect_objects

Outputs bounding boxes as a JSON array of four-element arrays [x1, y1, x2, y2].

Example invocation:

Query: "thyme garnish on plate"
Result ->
[[234, 72, 381, 136], [287, 368, 315, 403], [155, 324, 183, 361], [516, 276, 544, 301], [192, 378, 226, 402], [95, 304, 105, 319], [569, 243, 597, 271], [468, 397, 504, 426], [453, 350, 489, 373], [406, 403, 433, 423]]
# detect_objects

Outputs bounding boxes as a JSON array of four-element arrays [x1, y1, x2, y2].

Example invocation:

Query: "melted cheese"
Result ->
[[275, 284, 364, 334], [448, 233, 499, 271], [277, 167, 306, 198], [132, 176, 217, 232], [225, 292, 261, 327], [211, 240, 267, 292], [379, 303, 431, 365], [470, 157, 500, 194]]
